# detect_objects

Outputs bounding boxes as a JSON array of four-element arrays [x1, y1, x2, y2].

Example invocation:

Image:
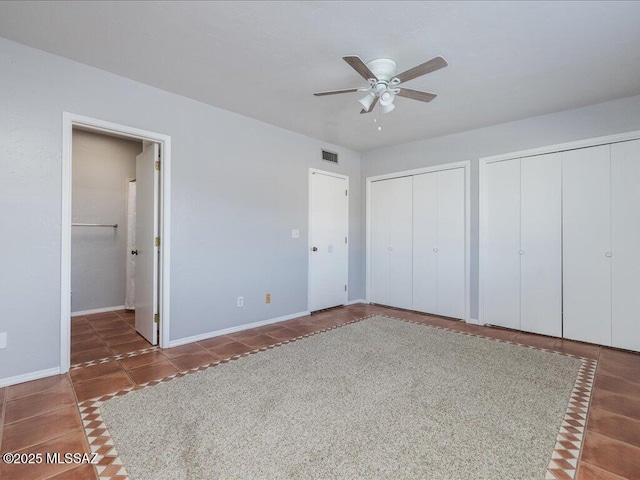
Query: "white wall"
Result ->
[[362, 94, 640, 319], [0, 38, 364, 383], [71, 129, 141, 313]]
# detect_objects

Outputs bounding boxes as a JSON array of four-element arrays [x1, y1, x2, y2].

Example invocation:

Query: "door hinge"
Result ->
[[345, 284, 347, 291], [154, 313, 159, 323], [345, 237, 348, 244], [155, 236, 160, 247], [345, 189, 348, 196], [155, 161, 161, 170]]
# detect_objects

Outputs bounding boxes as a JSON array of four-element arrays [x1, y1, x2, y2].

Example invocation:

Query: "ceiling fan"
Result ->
[[314, 55, 448, 114]]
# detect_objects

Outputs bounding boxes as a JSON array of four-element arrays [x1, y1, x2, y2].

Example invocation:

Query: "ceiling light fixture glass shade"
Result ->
[[379, 90, 395, 106], [359, 93, 375, 111], [381, 103, 395, 114]]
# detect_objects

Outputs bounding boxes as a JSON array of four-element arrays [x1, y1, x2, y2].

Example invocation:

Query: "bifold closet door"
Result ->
[[520, 154, 562, 337], [483, 159, 520, 329], [611, 140, 640, 352], [370, 177, 413, 310], [563, 145, 611, 345], [412, 173, 438, 314], [436, 168, 465, 319]]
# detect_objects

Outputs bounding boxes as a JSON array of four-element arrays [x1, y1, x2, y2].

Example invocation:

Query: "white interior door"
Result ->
[[562, 145, 611, 345], [370, 177, 413, 309], [309, 171, 348, 311], [370, 180, 392, 306], [125, 181, 136, 310], [437, 168, 466, 319], [135, 144, 159, 345], [611, 140, 640, 351], [388, 177, 413, 310], [412, 173, 438, 314], [483, 159, 521, 329], [520, 153, 562, 337]]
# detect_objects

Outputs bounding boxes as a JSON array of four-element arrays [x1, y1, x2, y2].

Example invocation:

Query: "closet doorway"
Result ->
[[61, 114, 172, 373]]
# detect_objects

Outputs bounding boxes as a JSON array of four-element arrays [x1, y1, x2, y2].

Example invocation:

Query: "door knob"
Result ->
[[433, 247, 439, 252], [131, 250, 138, 255], [606, 252, 612, 257], [518, 250, 524, 255], [312, 247, 318, 252], [388, 247, 393, 251]]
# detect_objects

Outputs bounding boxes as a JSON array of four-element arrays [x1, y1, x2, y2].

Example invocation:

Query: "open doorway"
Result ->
[[61, 113, 171, 373], [70, 129, 160, 365]]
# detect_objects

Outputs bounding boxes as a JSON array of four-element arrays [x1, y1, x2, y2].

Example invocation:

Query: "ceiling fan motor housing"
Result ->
[[366, 58, 398, 82]]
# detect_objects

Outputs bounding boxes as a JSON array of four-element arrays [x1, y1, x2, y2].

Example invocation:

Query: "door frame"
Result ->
[[308, 168, 349, 312], [61, 112, 172, 373], [478, 129, 640, 326], [365, 161, 471, 322]]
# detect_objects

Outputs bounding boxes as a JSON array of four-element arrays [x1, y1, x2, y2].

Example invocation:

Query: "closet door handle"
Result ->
[[131, 249, 138, 255], [433, 247, 439, 252], [388, 247, 393, 251], [605, 252, 612, 257], [518, 250, 525, 255]]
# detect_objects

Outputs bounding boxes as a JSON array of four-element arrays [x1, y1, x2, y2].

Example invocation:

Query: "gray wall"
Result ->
[[0, 38, 364, 382], [362, 94, 640, 319], [71, 129, 141, 313]]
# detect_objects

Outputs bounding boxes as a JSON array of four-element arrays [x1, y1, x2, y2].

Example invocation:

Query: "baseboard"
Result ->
[[466, 317, 480, 325], [168, 310, 311, 348], [0, 367, 61, 388], [345, 298, 366, 305], [71, 305, 125, 317]]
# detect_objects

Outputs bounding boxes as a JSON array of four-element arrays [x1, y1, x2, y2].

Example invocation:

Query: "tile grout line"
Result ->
[[2, 386, 78, 427], [577, 461, 628, 480]]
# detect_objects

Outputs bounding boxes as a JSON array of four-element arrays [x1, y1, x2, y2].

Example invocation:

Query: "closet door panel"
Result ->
[[562, 145, 611, 345], [370, 180, 392, 306], [388, 176, 414, 310], [611, 140, 640, 352], [484, 159, 521, 329], [520, 153, 562, 337], [437, 168, 466, 319], [412, 173, 439, 314]]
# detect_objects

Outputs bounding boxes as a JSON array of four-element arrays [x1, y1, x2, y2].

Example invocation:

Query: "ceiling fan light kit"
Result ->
[[314, 55, 447, 115], [359, 93, 376, 111]]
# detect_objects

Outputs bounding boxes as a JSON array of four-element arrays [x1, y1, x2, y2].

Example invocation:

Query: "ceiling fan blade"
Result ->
[[314, 88, 361, 96], [394, 56, 448, 84], [343, 55, 377, 81], [360, 96, 379, 114], [397, 88, 438, 103]]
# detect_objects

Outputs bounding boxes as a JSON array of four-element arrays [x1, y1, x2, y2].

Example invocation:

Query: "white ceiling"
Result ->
[[1, 1, 640, 152]]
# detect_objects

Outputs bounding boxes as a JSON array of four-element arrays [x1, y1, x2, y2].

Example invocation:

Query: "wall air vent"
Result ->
[[321, 149, 339, 164]]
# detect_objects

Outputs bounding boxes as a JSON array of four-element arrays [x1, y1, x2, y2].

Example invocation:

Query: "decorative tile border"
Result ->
[[76, 314, 595, 480], [71, 346, 161, 370]]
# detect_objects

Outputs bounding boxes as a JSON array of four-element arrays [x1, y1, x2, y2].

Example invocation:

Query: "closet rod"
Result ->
[[72, 223, 118, 228]]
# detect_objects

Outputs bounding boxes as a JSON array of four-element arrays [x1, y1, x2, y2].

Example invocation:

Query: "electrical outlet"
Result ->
[[265, 293, 271, 304], [237, 296, 244, 307], [0, 332, 6, 349], [291, 229, 300, 239]]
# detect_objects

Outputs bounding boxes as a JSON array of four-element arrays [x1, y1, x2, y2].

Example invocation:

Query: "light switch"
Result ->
[[292, 229, 300, 239]]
